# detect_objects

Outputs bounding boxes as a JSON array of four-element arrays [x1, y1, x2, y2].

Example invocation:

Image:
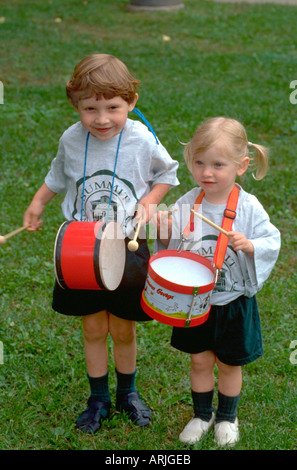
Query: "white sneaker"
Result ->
[[214, 418, 239, 446], [179, 413, 215, 444]]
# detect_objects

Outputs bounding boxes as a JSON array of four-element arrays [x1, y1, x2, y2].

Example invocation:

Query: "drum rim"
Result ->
[[148, 249, 215, 295], [97, 221, 126, 291], [54, 220, 72, 289]]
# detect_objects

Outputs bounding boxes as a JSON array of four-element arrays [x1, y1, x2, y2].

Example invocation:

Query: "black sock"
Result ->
[[88, 372, 111, 403], [192, 389, 214, 422], [216, 391, 240, 423], [116, 368, 137, 396]]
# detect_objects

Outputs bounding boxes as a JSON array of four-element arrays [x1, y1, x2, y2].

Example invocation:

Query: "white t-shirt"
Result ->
[[154, 185, 281, 305], [45, 119, 179, 237]]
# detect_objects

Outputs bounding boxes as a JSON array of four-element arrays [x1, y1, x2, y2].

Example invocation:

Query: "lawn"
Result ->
[[0, 0, 296, 451]]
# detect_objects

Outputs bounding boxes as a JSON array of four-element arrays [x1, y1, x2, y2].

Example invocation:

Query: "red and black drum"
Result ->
[[54, 221, 126, 291]]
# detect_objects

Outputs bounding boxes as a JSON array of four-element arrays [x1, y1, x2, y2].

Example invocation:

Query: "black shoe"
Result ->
[[116, 391, 152, 427], [75, 397, 111, 434]]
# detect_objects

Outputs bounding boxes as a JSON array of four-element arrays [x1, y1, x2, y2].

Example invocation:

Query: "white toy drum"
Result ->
[[141, 249, 215, 327], [54, 221, 126, 291]]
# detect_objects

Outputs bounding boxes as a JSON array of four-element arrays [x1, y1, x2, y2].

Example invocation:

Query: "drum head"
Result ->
[[98, 222, 126, 290]]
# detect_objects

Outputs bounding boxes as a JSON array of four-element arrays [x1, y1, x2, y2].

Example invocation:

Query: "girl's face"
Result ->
[[76, 94, 138, 141], [192, 144, 249, 204]]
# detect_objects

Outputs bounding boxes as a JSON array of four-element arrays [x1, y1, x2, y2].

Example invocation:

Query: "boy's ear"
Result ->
[[129, 93, 139, 112], [237, 156, 250, 176], [68, 97, 78, 111]]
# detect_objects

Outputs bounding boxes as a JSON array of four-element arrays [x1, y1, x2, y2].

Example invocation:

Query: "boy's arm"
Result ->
[[23, 183, 57, 231], [137, 183, 171, 223]]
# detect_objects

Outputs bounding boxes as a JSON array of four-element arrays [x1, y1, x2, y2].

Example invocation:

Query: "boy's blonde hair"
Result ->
[[66, 54, 140, 107], [184, 117, 268, 180]]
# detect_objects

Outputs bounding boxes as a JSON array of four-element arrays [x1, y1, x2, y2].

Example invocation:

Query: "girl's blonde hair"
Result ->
[[66, 54, 140, 107], [184, 117, 268, 180]]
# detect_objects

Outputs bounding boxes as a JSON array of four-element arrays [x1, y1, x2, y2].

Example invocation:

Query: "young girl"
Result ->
[[154, 117, 280, 446], [23, 54, 179, 433]]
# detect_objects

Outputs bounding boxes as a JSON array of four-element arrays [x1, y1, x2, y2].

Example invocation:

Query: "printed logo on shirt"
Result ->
[[72, 170, 138, 231], [186, 235, 242, 293]]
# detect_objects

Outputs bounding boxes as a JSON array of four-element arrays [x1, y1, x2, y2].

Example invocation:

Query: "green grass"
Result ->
[[0, 0, 297, 451]]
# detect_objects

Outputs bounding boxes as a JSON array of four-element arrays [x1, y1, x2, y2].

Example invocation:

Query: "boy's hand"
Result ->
[[151, 211, 172, 247], [137, 183, 171, 224], [23, 183, 56, 231], [23, 200, 44, 231], [227, 231, 254, 256]]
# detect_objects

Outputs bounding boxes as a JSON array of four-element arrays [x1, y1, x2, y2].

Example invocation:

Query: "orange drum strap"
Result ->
[[182, 186, 239, 270], [182, 190, 205, 238], [212, 185, 239, 270]]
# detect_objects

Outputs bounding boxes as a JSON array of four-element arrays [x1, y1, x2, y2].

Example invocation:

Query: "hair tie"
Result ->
[[247, 141, 253, 147]]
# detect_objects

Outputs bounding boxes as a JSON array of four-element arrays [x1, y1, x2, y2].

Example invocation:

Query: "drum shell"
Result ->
[[141, 249, 215, 327], [54, 221, 125, 291]]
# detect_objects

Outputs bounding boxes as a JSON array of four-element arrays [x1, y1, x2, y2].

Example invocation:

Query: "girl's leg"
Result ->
[[191, 350, 216, 392], [214, 358, 242, 446], [216, 358, 242, 397], [179, 351, 216, 444]]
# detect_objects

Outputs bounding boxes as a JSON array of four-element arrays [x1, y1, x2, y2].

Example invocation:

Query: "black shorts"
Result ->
[[52, 239, 152, 322], [171, 295, 263, 366]]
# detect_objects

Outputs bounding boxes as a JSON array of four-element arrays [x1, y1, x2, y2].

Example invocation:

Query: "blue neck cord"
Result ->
[[106, 128, 123, 223], [81, 129, 123, 222], [81, 131, 90, 221], [81, 109, 157, 221], [132, 108, 159, 145]]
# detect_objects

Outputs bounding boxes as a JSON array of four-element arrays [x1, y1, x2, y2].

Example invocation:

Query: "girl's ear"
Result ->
[[128, 93, 139, 112], [237, 156, 250, 176]]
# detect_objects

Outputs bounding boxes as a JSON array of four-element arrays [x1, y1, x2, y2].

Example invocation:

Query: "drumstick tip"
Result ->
[[127, 240, 139, 252], [0, 236, 6, 245]]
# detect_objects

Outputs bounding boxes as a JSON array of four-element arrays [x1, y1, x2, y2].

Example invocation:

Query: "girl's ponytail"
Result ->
[[248, 142, 269, 180]]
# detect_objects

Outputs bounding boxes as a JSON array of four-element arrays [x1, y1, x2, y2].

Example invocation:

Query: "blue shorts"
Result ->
[[170, 295, 263, 366], [52, 239, 152, 322]]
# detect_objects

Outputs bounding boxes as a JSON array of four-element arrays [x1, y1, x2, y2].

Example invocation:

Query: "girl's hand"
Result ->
[[227, 231, 254, 256]]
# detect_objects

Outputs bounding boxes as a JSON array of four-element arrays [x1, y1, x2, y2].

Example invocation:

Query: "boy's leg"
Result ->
[[109, 314, 151, 426], [76, 311, 111, 434]]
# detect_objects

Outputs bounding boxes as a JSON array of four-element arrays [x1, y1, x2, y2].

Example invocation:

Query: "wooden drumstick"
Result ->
[[191, 209, 228, 236], [0, 225, 30, 246], [127, 217, 143, 252]]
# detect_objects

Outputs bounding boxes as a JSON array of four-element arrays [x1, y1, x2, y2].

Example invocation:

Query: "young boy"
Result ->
[[23, 54, 179, 433]]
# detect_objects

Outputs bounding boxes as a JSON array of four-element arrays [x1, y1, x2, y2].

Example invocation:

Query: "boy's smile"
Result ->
[[76, 94, 138, 141]]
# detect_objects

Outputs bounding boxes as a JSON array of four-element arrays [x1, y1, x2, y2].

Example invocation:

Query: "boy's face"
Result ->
[[75, 94, 138, 141]]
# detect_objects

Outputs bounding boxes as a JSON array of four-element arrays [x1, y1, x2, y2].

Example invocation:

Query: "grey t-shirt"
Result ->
[[45, 119, 179, 237], [154, 185, 281, 305]]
